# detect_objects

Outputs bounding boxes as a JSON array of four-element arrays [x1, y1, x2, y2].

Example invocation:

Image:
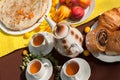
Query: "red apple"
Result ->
[[59, 0, 66, 4], [70, 6, 84, 20], [79, 0, 91, 8], [66, 0, 80, 8]]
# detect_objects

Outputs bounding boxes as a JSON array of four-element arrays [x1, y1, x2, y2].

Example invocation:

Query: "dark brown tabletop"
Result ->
[[0, 17, 120, 80]]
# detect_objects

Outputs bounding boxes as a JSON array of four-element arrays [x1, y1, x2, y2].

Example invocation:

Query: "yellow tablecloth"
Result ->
[[0, 0, 120, 57]]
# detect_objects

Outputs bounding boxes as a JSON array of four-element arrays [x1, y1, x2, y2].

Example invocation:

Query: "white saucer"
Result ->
[[28, 32, 54, 56], [60, 58, 91, 80], [26, 58, 53, 80]]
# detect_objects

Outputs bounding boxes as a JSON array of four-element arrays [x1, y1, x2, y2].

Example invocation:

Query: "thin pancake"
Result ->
[[0, 0, 48, 31]]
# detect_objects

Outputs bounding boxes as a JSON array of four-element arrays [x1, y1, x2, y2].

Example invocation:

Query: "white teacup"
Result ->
[[62, 58, 85, 80], [30, 33, 48, 51], [29, 32, 55, 56], [26, 59, 49, 79]]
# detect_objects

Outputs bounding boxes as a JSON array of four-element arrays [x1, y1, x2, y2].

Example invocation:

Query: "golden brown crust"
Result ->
[[86, 7, 120, 55], [105, 31, 120, 55], [86, 29, 108, 54], [86, 30, 100, 54], [98, 8, 120, 31]]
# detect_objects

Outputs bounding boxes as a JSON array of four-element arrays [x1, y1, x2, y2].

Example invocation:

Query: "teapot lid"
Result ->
[[53, 22, 70, 39]]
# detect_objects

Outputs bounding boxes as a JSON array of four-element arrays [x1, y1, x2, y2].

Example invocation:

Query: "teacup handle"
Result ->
[[43, 62, 49, 67]]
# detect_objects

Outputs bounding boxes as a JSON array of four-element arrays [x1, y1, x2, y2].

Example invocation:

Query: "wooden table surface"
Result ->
[[0, 17, 120, 80]]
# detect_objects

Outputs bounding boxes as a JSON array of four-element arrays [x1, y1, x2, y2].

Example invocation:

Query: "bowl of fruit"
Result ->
[[52, 0, 95, 26]]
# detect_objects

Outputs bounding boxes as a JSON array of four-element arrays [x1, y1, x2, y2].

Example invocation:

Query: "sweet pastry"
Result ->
[[0, 0, 48, 31], [86, 28, 108, 54], [105, 31, 120, 55], [97, 8, 120, 31], [86, 7, 120, 55]]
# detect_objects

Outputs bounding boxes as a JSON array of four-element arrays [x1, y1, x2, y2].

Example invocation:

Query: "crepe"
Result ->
[[0, 0, 48, 31]]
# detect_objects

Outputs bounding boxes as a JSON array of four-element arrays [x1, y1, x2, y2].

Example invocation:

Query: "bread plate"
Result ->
[[90, 21, 120, 63]]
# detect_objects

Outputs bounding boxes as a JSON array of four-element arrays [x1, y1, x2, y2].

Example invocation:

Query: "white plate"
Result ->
[[0, 0, 52, 35], [26, 58, 53, 80], [67, 0, 96, 25], [90, 21, 120, 63], [28, 32, 54, 56], [60, 58, 91, 80]]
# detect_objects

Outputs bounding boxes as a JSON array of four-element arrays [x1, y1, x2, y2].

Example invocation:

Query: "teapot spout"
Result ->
[[44, 15, 56, 30]]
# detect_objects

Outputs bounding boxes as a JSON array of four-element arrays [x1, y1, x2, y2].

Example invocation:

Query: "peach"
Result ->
[[59, 0, 66, 4], [70, 6, 84, 20], [66, 0, 80, 8], [79, 0, 91, 8]]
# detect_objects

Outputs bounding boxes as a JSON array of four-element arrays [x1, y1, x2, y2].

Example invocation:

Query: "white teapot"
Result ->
[[45, 16, 84, 58]]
